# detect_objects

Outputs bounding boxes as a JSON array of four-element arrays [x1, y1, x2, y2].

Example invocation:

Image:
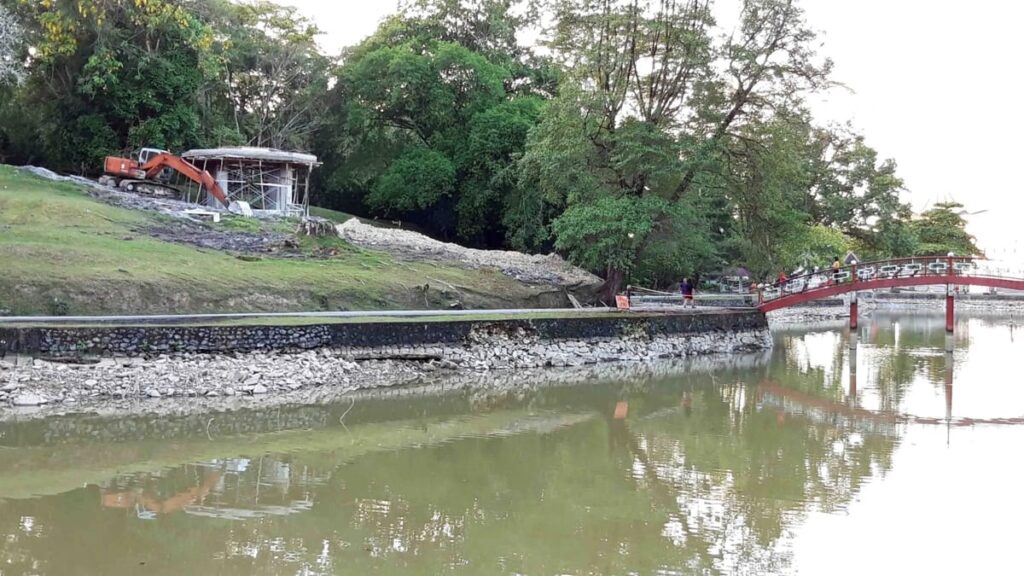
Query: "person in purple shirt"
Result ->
[[679, 278, 696, 309]]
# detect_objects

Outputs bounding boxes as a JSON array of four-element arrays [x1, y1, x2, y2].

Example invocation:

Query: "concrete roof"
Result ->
[[182, 146, 319, 165]]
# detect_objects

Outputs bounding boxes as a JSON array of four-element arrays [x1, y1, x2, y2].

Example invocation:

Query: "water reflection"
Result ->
[[0, 312, 1022, 575]]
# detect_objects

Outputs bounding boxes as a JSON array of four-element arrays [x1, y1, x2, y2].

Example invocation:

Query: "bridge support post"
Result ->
[[945, 283, 955, 334], [849, 291, 858, 331], [944, 347, 954, 438], [848, 336, 858, 405]]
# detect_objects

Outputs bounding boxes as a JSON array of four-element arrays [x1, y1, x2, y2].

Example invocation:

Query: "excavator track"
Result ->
[[104, 177, 182, 200]]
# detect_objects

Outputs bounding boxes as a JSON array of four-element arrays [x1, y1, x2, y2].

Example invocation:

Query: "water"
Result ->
[[1, 311, 1023, 575]]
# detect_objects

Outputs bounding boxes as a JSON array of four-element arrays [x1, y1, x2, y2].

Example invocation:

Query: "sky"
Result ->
[[286, 0, 1023, 256]]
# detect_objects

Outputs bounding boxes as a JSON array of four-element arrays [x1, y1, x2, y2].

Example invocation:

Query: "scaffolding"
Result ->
[[180, 147, 319, 216]]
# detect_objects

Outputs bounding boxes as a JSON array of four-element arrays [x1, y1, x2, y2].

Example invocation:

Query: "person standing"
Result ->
[[831, 256, 842, 284], [679, 277, 696, 309]]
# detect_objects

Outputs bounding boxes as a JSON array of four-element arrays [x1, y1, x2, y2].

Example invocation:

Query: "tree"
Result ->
[[0, 2, 24, 85], [195, 0, 334, 150], [316, 1, 547, 245], [804, 124, 915, 258], [2, 0, 220, 172], [719, 116, 816, 279], [911, 202, 981, 256], [526, 0, 832, 301]]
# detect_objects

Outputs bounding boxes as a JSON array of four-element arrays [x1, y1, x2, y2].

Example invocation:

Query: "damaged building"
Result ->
[[179, 147, 320, 216]]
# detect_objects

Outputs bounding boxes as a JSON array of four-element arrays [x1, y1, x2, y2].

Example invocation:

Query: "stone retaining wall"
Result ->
[[0, 311, 766, 358], [0, 312, 771, 409]]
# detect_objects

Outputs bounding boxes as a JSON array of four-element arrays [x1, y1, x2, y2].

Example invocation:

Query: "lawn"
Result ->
[[0, 166, 570, 315]]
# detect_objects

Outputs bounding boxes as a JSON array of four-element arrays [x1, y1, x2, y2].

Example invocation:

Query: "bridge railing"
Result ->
[[758, 256, 980, 304]]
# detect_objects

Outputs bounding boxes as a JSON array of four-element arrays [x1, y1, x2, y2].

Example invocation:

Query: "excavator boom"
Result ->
[[140, 153, 230, 208]]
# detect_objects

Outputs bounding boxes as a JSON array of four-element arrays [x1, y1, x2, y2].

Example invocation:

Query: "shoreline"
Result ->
[[0, 324, 772, 414], [0, 349, 772, 426]]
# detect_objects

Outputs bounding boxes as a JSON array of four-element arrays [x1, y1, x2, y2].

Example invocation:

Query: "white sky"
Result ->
[[286, 0, 1023, 255]]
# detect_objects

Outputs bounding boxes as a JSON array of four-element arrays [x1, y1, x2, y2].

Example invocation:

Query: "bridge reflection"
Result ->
[[765, 327, 1024, 434]]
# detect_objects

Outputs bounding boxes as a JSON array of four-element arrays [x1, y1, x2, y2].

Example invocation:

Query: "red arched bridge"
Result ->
[[757, 256, 1024, 332]]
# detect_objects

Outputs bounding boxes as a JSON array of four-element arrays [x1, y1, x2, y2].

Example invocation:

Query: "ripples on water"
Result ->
[[0, 311, 1022, 575]]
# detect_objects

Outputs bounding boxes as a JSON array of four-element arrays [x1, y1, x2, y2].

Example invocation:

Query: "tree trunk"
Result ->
[[599, 266, 626, 306]]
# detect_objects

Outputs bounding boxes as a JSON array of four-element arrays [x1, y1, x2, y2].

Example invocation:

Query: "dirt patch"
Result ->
[[144, 221, 299, 255]]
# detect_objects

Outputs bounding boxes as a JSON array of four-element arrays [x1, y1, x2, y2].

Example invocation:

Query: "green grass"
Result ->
[[308, 205, 355, 224], [0, 166, 575, 315]]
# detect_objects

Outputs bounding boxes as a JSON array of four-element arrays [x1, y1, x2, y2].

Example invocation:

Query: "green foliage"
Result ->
[[0, 0, 952, 300], [316, 1, 547, 246], [0, 0, 330, 173], [0, 0, 215, 172], [722, 117, 815, 279], [368, 146, 456, 214], [911, 202, 981, 256], [201, 0, 333, 149], [553, 195, 663, 273], [778, 225, 851, 272]]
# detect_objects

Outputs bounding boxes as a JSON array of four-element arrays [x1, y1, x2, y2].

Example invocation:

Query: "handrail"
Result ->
[[763, 256, 974, 299], [754, 256, 1024, 311]]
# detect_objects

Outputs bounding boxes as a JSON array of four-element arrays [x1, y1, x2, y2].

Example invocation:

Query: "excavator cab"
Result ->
[[138, 148, 173, 181]]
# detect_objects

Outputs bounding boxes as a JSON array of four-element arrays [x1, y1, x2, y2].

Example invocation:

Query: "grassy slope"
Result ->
[[0, 166, 570, 315]]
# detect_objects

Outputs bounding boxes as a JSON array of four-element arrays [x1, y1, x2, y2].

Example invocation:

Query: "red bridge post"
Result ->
[[945, 255, 955, 334], [849, 262, 858, 330], [850, 290, 858, 330], [848, 334, 858, 406]]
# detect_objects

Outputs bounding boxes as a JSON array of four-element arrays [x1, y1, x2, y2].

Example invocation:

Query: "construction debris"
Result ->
[[296, 216, 336, 237], [337, 218, 603, 289]]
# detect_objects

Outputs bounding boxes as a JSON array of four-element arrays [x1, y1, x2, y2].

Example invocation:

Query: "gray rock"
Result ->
[[252, 384, 269, 395], [12, 392, 49, 407]]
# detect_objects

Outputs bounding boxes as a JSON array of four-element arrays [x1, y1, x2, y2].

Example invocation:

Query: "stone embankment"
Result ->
[[0, 351, 773, 428], [0, 314, 771, 409]]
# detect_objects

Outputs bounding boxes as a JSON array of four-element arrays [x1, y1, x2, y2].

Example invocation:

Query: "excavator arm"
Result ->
[[141, 153, 230, 208]]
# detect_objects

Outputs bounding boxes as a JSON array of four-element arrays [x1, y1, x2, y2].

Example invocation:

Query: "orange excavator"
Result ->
[[101, 147, 230, 207]]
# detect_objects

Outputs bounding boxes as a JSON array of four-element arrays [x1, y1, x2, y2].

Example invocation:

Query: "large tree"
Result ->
[[195, 0, 333, 150], [523, 0, 833, 301], [1, 0, 220, 172], [804, 124, 916, 259], [315, 0, 547, 246]]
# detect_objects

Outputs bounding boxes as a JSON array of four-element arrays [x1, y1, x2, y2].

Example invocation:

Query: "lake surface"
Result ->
[[1, 311, 1023, 575]]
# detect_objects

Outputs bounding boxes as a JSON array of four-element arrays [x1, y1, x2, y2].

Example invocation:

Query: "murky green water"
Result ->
[[2, 311, 1023, 575]]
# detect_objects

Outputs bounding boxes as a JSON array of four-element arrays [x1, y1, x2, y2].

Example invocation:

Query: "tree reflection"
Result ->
[[0, 357, 902, 575]]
